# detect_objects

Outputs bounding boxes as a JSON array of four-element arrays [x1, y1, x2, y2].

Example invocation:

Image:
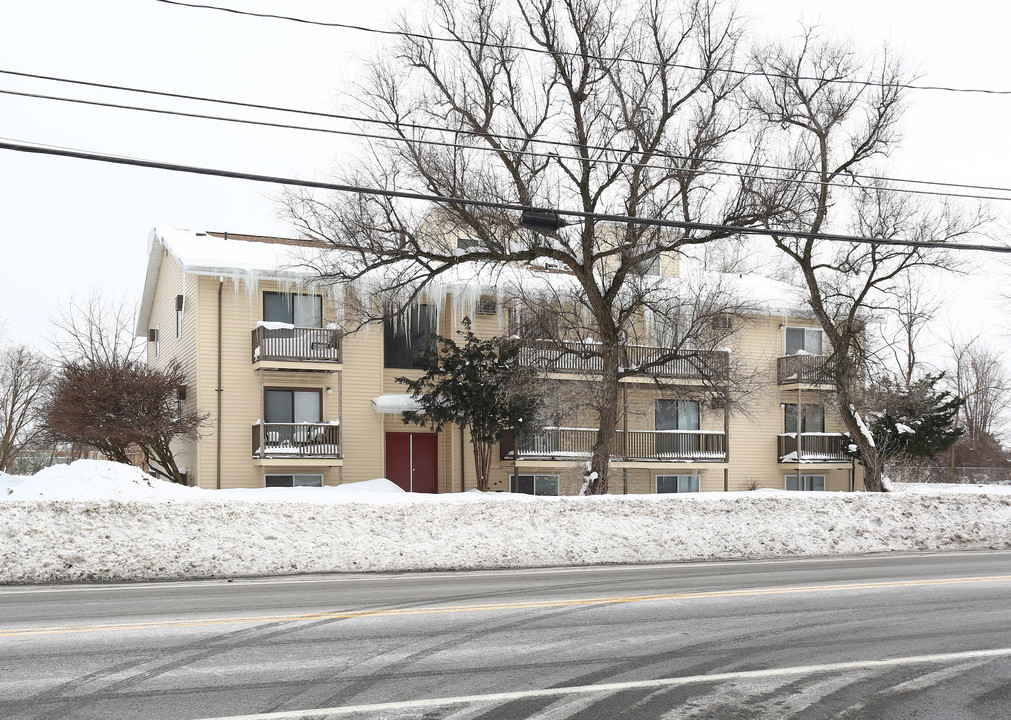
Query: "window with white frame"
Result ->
[[265, 474, 323, 488], [784, 474, 826, 491], [785, 326, 823, 355], [656, 474, 700, 493], [511, 474, 559, 496]]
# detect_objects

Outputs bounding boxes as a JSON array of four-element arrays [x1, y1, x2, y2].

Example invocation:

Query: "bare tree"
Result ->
[[0, 344, 51, 473], [948, 336, 1011, 445], [49, 291, 143, 368], [285, 0, 776, 493], [748, 29, 987, 490], [882, 273, 945, 389]]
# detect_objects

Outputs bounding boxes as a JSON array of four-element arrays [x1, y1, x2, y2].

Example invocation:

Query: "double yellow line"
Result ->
[[4, 574, 1010, 638]]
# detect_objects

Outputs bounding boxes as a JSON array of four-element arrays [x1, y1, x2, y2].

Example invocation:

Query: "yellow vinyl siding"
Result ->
[[144, 250, 199, 482]]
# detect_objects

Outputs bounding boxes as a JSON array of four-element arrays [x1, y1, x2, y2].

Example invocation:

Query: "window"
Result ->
[[712, 314, 733, 330], [656, 474, 700, 493], [656, 399, 700, 455], [456, 236, 480, 251], [508, 304, 559, 339], [263, 292, 323, 328], [784, 404, 825, 434], [785, 474, 826, 491], [384, 304, 438, 369], [175, 295, 184, 338], [265, 389, 322, 424], [511, 474, 559, 496], [148, 328, 159, 358], [176, 386, 186, 419], [475, 297, 498, 315], [785, 326, 823, 355], [638, 255, 661, 276], [265, 474, 323, 488]]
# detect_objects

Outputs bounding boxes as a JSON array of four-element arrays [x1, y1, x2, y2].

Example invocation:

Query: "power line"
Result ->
[[2, 138, 1008, 255], [5, 85, 1011, 205], [153, 0, 1011, 97], [5, 67, 1010, 197]]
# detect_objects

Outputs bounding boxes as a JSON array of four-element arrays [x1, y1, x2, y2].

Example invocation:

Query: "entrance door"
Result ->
[[385, 432, 438, 493]]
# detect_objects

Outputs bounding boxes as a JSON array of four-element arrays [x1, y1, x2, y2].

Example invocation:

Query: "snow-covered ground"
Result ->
[[2, 460, 1011, 584]]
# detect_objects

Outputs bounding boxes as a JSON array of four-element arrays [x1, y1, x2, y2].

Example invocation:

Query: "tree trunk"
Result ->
[[472, 440, 492, 492], [836, 390, 885, 492], [585, 346, 621, 495]]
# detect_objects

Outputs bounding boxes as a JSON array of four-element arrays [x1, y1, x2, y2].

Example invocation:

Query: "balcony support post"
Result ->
[[258, 368, 265, 459]]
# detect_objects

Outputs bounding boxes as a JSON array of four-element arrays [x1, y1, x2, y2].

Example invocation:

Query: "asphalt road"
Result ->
[[2, 552, 1011, 719]]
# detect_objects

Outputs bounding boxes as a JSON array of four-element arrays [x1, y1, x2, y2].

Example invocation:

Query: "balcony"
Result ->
[[251, 325, 342, 366], [252, 423, 342, 459], [777, 433, 849, 462], [501, 427, 726, 462], [517, 340, 729, 381], [777, 355, 832, 385]]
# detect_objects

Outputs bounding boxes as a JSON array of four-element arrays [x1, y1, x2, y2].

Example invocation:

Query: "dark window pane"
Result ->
[[514, 475, 534, 495], [784, 404, 798, 434], [264, 292, 294, 324], [535, 475, 558, 496], [655, 400, 677, 431], [385, 305, 437, 369], [657, 475, 678, 493], [265, 390, 293, 424], [265, 474, 293, 487]]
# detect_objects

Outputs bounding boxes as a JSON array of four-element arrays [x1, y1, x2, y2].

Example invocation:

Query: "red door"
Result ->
[[385, 432, 438, 493]]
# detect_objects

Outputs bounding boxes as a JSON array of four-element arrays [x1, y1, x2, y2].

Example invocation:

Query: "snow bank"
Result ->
[[1, 461, 202, 501], [2, 461, 1011, 584]]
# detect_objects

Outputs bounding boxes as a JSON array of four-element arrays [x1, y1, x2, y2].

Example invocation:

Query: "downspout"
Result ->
[[460, 425, 465, 492], [217, 276, 223, 490]]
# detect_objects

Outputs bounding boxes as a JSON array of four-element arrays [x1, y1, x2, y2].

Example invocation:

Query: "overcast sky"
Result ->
[[1, 0, 1009, 354]]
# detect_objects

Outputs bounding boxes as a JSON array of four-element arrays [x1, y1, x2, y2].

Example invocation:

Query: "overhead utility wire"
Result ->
[[153, 0, 1011, 96], [2, 138, 1009, 255], [5, 86, 1010, 205], [5, 68, 1009, 197]]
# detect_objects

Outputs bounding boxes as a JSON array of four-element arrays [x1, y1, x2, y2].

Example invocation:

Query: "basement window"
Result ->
[[656, 474, 700, 493], [784, 474, 826, 491], [510, 474, 559, 496], [265, 474, 323, 488]]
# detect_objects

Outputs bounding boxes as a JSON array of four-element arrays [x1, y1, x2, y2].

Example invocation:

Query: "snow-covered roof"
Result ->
[[136, 226, 330, 335], [136, 225, 812, 337]]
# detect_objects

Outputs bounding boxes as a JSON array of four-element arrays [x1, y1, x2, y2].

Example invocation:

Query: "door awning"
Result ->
[[371, 394, 423, 414]]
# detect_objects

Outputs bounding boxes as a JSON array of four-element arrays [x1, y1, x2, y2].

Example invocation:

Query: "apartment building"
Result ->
[[137, 226, 859, 494]]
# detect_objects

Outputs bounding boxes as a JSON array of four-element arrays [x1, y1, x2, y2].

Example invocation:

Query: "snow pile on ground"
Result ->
[[2, 461, 1011, 583], [1, 461, 202, 501]]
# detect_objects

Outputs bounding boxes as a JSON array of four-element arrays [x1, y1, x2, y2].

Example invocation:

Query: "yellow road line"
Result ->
[[4, 574, 1010, 638]]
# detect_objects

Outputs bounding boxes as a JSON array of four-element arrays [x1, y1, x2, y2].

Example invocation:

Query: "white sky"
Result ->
[[1, 0, 1009, 353]]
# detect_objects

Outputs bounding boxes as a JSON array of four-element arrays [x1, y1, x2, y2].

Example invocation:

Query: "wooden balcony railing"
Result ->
[[777, 433, 849, 462], [252, 326, 342, 364], [252, 423, 342, 458], [500, 427, 726, 462], [517, 340, 729, 381], [777, 354, 832, 385]]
